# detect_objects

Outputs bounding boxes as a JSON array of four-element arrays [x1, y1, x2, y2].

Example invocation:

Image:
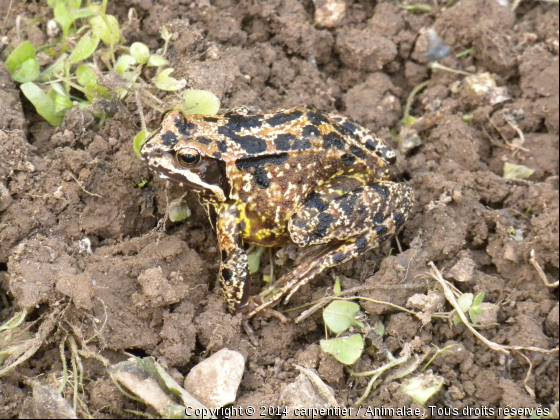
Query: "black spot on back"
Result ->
[[224, 115, 264, 132], [274, 133, 312, 152], [365, 139, 379, 151], [371, 184, 390, 200], [196, 136, 212, 145], [266, 110, 304, 127], [393, 211, 406, 227], [355, 235, 368, 252], [349, 144, 367, 159], [332, 251, 349, 265], [218, 126, 267, 154], [274, 133, 296, 151], [339, 191, 358, 216], [221, 250, 227, 260], [217, 141, 228, 154], [306, 111, 330, 126], [372, 211, 386, 224], [323, 132, 346, 150], [375, 225, 388, 237], [302, 125, 321, 139], [174, 115, 196, 136], [304, 191, 328, 211], [203, 116, 219, 123], [213, 152, 222, 159], [314, 212, 334, 239], [342, 121, 358, 133], [161, 131, 178, 147], [341, 153, 356, 166], [235, 154, 290, 189], [292, 139, 311, 151]]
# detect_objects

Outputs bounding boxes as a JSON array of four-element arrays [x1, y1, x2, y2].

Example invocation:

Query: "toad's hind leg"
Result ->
[[247, 180, 414, 318]]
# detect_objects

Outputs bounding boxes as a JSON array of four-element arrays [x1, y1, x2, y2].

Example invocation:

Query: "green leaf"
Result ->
[[76, 65, 110, 99], [323, 300, 361, 334], [71, 7, 95, 20], [5, 41, 40, 82], [54, 2, 74, 37], [161, 24, 172, 41], [75, 64, 97, 86], [462, 114, 474, 123], [50, 81, 67, 97], [68, 32, 100, 64], [155, 68, 186, 91], [54, 93, 73, 113], [115, 54, 136, 76], [320, 334, 364, 365], [5, 41, 36, 73], [133, 130, 149, 157], [373, 321, 385, 337], [401, 374, 444, 405], [503, 162, 535, 180], [11, 58, 41, 83], [20, 82, 65, 126], [333, 277, 341, 296], [176, 89, 220, 115], [457, 293, 473, 314], [147, 55, 168, 67], [69, 0, 82, 9], [472, 292, 485, 307], [402, 115, 417, 128], [90, 14, 120, 45], [452, 313, 461, 325], [168, 199, 191, 223], [130, 42, 150, 64], [247, 247, 265, 274]]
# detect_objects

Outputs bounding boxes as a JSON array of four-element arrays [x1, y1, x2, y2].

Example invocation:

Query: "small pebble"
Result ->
[[184, 348, 245, 410]]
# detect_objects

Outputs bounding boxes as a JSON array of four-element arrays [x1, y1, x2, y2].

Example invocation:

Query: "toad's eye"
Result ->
[[176, 149, 200, 166]]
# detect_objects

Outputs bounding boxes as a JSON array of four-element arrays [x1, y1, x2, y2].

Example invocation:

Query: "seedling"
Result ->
[[332, 277, 342, 296], [456, 48, 475, 59], [4, 0, 221, 160], [402, 81, 429, 127], [317, 300, 365, 364], [452, 292, 485, 325]]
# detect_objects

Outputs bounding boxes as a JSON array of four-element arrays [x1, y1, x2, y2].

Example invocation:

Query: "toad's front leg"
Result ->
[[216, 203, 289, 325], [216, 202, 251, 314]]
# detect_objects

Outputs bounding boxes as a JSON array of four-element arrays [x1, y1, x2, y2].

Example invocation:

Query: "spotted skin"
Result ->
[[140, 107, 414, 315]]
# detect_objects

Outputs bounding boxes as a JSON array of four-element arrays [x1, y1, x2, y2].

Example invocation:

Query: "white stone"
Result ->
[[184, 348, 245, 410]]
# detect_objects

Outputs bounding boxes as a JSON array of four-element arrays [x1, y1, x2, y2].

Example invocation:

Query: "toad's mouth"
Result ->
[[151, 165, 207, 191]]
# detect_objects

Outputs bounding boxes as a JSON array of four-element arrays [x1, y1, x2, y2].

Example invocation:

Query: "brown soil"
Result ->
[[0, 0, 558, 418]]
